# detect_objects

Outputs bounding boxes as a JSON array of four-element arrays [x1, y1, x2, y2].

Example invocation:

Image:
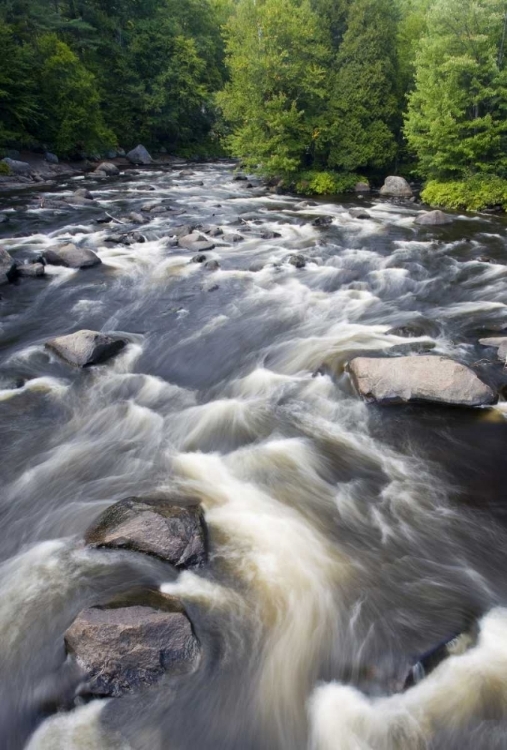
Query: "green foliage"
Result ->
[[422, 175, 507, 211], [294, 170, 366, 195], [405, 0, 507, 180], [325, 0, 400, 172], [217, 0, 330, 178], [0, 161, 11, 176]]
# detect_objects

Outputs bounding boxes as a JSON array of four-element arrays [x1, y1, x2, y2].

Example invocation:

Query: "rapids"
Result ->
[[1, 163, 507, 750]]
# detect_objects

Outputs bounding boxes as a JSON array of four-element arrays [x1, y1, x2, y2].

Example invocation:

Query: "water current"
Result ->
[[2, 162, 507, 750]]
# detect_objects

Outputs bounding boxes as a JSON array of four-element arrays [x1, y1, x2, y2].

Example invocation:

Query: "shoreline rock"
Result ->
[[379, 176, 413, 198]]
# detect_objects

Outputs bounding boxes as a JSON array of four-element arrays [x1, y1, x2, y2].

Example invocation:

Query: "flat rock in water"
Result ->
[[348, 355, 496, 407], [178, 233, 215, 252], [379, 176, 413, 198], [479, 337, 507, 361], [65, 599, 200, 698], [415, 210, 453, 226], [127, 145, 152, 165], [43, 243, 101, 269], [222, 233, 243, 243], [85, 497, 207, 568], [46, 330, 126, 367], [73, 188, 94, 200], [0, 248, 17, 284], [349, 208, 371, 220]]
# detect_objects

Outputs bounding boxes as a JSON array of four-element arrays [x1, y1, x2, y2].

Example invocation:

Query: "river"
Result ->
[[1, 162, 507, 750]]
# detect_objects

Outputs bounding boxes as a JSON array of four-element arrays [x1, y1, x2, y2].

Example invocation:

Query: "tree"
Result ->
[[217, 0, 331, 177], [404, 0, 507, 179], [325, 0, 400, 173]]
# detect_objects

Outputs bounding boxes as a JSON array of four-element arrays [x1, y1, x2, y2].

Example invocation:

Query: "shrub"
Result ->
[[421, 176, 507, 212], [294, 170, 367, 196], [0, 161, 11, 176]]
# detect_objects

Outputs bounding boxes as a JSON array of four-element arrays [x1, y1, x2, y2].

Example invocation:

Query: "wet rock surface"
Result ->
[[43, 243, 101, 269], [46, 330, 127, 367], [85, 497, 207, 568], [65, 594, 200, 698], [348, 355, 497, 407], [0, 248, 17, 284], [479, 337, 507, 362], [415, 210, 453, 226]]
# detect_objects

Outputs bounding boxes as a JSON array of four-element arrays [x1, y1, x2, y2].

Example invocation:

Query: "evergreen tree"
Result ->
[[325, 0, 400, 173], [217, 0, 330, 176], [405, 0, 507, 179]]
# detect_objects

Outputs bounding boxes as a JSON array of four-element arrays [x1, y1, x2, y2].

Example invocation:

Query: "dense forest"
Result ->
[[1, 0, 507, 210]]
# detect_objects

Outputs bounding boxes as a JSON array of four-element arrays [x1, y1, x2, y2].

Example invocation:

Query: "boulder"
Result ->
[[43, 243, 101, 269], [45, 152, 59, 165], [191, 254, 207, 264], [65, 597, 200, 697], [479, 337, 507, 362], [127, 145, 152, 165], [46, 330, 126, 367], [1, 157, 31, 175], [178, 233, 215, 252], [355, 182, 370, 193], [73, 188, 94, 200], [129, 212, 146, 225], [222, 233, 243, 243], [204, 260, 220, 272], [260, 230, 282, 240], [95, 162, 119, 177], [379, 176, 413, 198], [348, 355, 496, 407], [288, 253, 306, 269], [85, 497, 206, 567], [17, 262, 45, 278], [415, 210, 453, 226], [174, 224, 196, 237], [141, 201, 162, 212], [0, 248, 17, 284], [349, 208, 371, 220], [312, 216, 333, 227]]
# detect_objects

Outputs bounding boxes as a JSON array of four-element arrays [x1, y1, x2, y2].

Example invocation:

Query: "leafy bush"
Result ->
[[0, 161, 11, 176], [421, 176, 507, 212], [294, 170, 367, 195]]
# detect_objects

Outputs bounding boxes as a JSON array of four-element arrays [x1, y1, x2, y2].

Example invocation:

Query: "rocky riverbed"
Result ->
[[2, 162, 507, 750]]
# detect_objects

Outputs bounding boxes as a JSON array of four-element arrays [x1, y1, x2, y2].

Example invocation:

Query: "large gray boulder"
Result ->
[[348, 355, 496, 407], [94, 162, 119, 176], [45, 152, 59, 165], [43, 243, 101, 269], [46, 330, 127, 367], [127, 145, 152, 165], [85, 497, 207, 568], [479, 337, 507, 362], [1, 157, 31, 175], [65, 597, 200, 697], [0, 248, 17, 284], [415, 210, 453, 226], [379, 176, 413, 198], [178, 233, 215, 253]]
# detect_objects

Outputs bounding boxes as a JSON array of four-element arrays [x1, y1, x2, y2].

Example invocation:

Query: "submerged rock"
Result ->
[[348, 355, 496, 407], [204, 259, 220, 272], [354, 182, 370, 193], [379, 176, 413, 198], [191, 254, 207, 264], [127, 145, 152, 165], [85, 497, 207, 568], [129, 212, 146, 224], [46, 330, 127, 367], [415, 210, 453, 226], [260, 230, 282, 239], [0, 248, 17, 284], [43, 243, 101, 269], [312, 216, 333, 227], [65, 595, 200, 698], [222, 232, 243, 243], [479, 337, 507, 362], [73, 188, 94, 200]]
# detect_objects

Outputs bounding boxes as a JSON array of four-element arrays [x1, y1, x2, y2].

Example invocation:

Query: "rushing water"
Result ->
[[2, 163, 507, 750]]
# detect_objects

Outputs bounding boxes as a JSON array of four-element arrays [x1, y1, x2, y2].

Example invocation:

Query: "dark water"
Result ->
[[2, 163, 507, 750]]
